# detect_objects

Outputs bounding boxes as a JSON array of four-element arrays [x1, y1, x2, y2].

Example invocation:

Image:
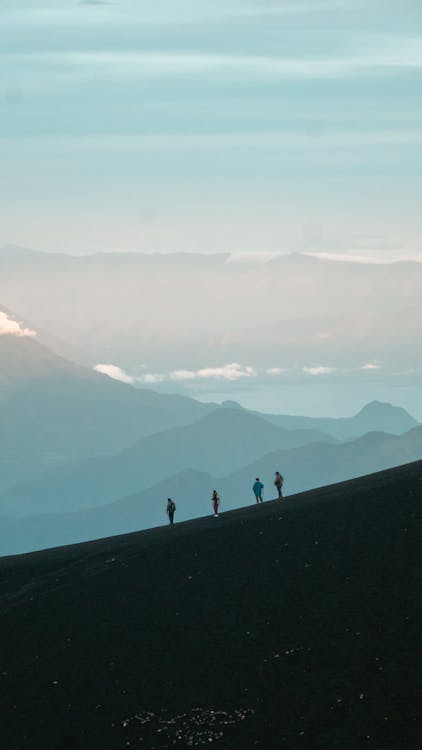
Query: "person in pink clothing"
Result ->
[[211, 490, 221, 517]]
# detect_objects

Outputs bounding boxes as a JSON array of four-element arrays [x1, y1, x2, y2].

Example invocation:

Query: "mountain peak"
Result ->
[[358, 400, 412, 417], [354, 401, 418, 431]]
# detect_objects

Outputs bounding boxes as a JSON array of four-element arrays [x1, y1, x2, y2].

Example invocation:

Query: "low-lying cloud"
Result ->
[[304, 252, 422, 265], [94, 363, 135, 383], [266, 367, 286, 376], [94, 361, 387, 385], [170, 364, 256, 381], [303, 366, 337, 376], [361, 362, 381, 371], [94, 362, 257, 384], [0, 311, 36, 338]]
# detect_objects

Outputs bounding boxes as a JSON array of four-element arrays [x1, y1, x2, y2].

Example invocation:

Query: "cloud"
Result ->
[[303, 366, 337, 376], [94, 363, 135, 383], [169, 363, 256, 381], [0, 311, 36, 337], [139, 373, 166, 384], [7, 46, 422, 87], [361, 363, 382, 371], [0, 1, 358, 29], [266, 367, 286, 376], [304, 252, 422, 265], [225, 253, 280, 265], [94, 362, 257, 384]]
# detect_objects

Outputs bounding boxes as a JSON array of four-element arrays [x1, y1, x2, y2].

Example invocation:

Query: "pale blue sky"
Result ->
[[1, 0, 421, 255]]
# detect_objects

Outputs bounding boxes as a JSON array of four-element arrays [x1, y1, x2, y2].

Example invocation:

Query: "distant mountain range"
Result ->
[[261, 400, 419, 439], [1, 426, 421, 556], [0, 324, 212, 489], [220, 426, 422, 502], [1, 246, 422, 371], [0, 301, 420, 555], [0, 407, 336, 517], [1, 397, 418, 519]]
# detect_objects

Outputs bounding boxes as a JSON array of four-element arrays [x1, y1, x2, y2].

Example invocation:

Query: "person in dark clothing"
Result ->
[[274, 471, 284, 499], [211, 489, 221, 517], [166, 498, 176, 524], [253, 478, 264, 503]]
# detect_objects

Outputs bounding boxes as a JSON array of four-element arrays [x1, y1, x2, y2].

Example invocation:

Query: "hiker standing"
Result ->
[[253, 478, 264, 503], [211, 489, 221, 517], [274, 471, 284, 499], [166, 498, 176, 525]]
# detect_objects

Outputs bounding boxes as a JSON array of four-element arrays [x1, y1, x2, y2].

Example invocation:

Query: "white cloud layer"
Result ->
[[94, 363, 135, 383], [361, 362, 381, 370], [266, 367, 287, 375], [303, 366, 337, 376], [94, 362, 257, 384], [170, 363, 256, 381], [0, 311, 36, 338], [92, 360, 402, 390], [304, 252, 422, 265]]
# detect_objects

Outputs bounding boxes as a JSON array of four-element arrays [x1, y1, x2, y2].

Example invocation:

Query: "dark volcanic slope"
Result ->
[[0, 462, 421, 750]]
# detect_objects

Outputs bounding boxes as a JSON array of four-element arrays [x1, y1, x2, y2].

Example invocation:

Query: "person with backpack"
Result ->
[[274, 471, 284, 499], [211, 489, 221, 517], [166, 498, 176, 524], [253, 478, 264, 503]]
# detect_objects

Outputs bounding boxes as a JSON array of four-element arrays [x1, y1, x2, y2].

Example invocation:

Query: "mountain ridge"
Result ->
[[0, 407, 336, 517], [0, 323, 214, 488], [262, 399, 418, 438], [2, 429, 422, 556]]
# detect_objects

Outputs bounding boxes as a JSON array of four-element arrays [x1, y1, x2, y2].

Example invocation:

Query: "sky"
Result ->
[[1, 0, 422, 257]]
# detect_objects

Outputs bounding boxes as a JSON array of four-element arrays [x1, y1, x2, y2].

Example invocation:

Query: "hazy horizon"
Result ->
[[1, 247, 422, 419]]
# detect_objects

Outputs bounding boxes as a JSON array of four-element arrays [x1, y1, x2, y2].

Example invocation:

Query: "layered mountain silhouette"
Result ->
[[2, 425, 422, 556], [0, 320, 212, 488], [0, 461, 421, 749], [1, 307, 420, 557], [221, 426, 422, 499], [263, 400, 418, 439], [0, 408, 335, 517]]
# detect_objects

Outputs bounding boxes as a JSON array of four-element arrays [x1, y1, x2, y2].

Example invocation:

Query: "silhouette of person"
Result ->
[[166, 498, 176, 524], [211, 489, 220, 517], [274, 471, 284, 499], [253, 478, 264, 503]]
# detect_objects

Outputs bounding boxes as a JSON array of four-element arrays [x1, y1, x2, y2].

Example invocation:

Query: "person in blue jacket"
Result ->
[[253, 478, 264, 503]]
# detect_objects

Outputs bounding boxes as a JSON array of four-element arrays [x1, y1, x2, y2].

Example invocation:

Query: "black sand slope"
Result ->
[[0, 462, 421, 750]]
